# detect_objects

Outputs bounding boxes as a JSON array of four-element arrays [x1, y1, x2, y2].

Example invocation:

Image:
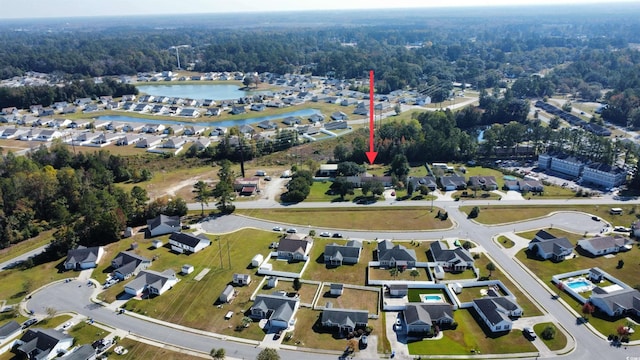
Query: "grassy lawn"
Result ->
[[68, 321, 109, 346], [407, 308, 536, 355], [266, 258, 306, 273], [0, 229, 55, 264], [256, 279, 318, 305], [516, 245, 640, 337], [304, 180, 381, 203], [235, 207, 452, 231], [95, 229, 282, 340], [0, 259, 72, 306], [369, 267, 432, 282], [533, 322, 567, 351], [453, 190, 502, 201], [316, 286, 379, 314], [104, 338, 205, 360], [496, 235, 515, 249], [303, 239, 373, 284], [516, 228, 585, 243], [36, 314, 73, 329], [459, 204, 637, 225]]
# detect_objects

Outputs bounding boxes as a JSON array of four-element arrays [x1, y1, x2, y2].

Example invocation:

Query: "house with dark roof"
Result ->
[[429, 241, 474, 272], [111, 251, 151, 280], [527, 230, 574, 261], [472, 296, 522, 333], [64, 246, 105, 270], [468, 176, 498, 191], [124, 269, 178, 297], [321, 308, 369, 334], [61, 344, 96, 360], [169, 232, 211, 254], [589, 288, 640, 317], [250, 293, 300, 329], [404, 303, 454, 334], [439, 175, 467, 191], [577, 235, 633, 257], [408, 176, 437, 191], [324, 240, 362, 266], [277, 234, 313, 261], [233, 177, 260, 196], [324, 120, 348, 131], [0, 320, 21, 342], [146, 214, 181, 238], [376, 240, 417, 269], [16, 328, 74, 360]]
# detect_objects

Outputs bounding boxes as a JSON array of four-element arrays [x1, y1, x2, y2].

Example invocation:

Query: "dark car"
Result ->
[[274, 329, 283, 340], [332, 233, 343, 238], [359, 335, 368, 348], [22, 318, 38, 329]]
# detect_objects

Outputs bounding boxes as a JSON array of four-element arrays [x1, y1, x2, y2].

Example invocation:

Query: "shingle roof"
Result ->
[[147, 214, 180, 230], [429, 241, 474, 264], [578, 236, 632, 251], [591, 288, 640, 314], [18, 329, 72, 359], [321, 308, 368, 328], [324, 241, 362, 260], [169, 232, 210, 248], [251, 294, 299, 323], [404, 303, 454, 325], [0, 320, 20, 338], [472, 297, 520, 326], [127, 269, 176, 292], [377, 240, 417, 262], [65, 246, 101, 266], [63, 344, 96, 360]]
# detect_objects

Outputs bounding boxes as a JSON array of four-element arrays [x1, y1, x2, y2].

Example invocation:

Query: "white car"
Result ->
[[272, 226, 283, 232], [319, 232, 331, 237], [523, 327, 536, 340], [62, 322, 72, 330]]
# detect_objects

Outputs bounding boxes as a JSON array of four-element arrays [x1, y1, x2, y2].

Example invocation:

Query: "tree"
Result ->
[[361, 181, 372, 196], [333, 144, 350, 162], [211, 348, 226, 360], [394, 103, 402, 115], [331, 177, 354, 200], [241, 316, 253, 328], [45, 307, 57, 318], [390, 154, 410, 183], [213, 160, 235, 214], [242, 76, 255, 88], [617, 259, 625, 269], [410, 269, 420, 280], [541, 325, 556, 340], [193, 180, 212, 216], [370, 181, 385, 197], [407, 181, 414, 197], [582, 302, 595, 319], [389, 267, 399, 279], [337, 161, 365, 176], [468, 206, 480, 218], [256, 348, 280, 360], [486, 262, 496, 277], [292, 278, 302, 292]]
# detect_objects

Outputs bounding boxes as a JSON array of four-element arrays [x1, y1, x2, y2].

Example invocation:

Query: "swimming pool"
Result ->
[[421, 294, 444, 302], [564, 278, 594, 293], [567, 281, 590, 289], [503, 175, 517, 181]]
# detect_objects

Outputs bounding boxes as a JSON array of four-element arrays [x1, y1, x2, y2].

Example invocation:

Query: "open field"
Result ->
[[533, 322, 567, 351], [68, 321, 109, 346], [0, 258, 72, 306], [235, 207, 452, 231], [407, 308, 537, 355]]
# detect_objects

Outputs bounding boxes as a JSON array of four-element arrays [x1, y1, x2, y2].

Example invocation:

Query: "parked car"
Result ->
[[319, 232, 331, 237], [359, 335, 368, 348], [272, 226, 283, 232], [523, 327, 536, 340], [22, 318, 38, 329], [591, 216, 600, 221], [286, 228, 297, 233], [62, 322, 73, 330], [332, 233, 343, 238], [274, 329, 283, 340]]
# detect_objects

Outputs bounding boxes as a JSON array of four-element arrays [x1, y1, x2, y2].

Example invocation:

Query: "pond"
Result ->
[[95, 108, 322, 128], [136, 84, 267, 100]]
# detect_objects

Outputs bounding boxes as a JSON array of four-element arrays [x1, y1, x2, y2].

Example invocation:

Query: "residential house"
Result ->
[[589, 288, 640, 317], [163, 137, 187, 149], [64, 246, 105, 270], [251, 103, 266, 112], [257, 120, 277, 130], [408, 176, 437, 191], [193, 138, 211, 151], [0, 320, 21, 342], [318, 164, 338, 177], [142, 124, 165, 133], [330, 283, 344, 296], [233, 177, 260, 196], [219, 285, 236, 303], [527, 230, 574, 261], [111, 251, 151, 280], [345, 175, 393, 188], [180, 108, 200, 117], [233, 273, 251, 286], [468, 176, 498, 191], [60, 344, 96, 360], [250, 293, 300, 329], [35, 129, 63, 142], [577, 235, 633, 256], [16, 329, 74, 360], [331, 111, 348, 121], [404, 303, 454, 334], [124, 269, 178, 297], [324, 120, 348, 131], [321, 308, 368, 334], [0, 128, 28, 139], [376, 240, 417, 269], [183, 126, 208, 136], [135, 135, 163, 148], [121, 94, 136, 102], [146, 214, 181, 237], [1, 107, 18, 115], [168, 232, 211, 254], [324, 240, 362, 266], [151, 104, 169, 115], [74, 98, 93, 107], [230, 106, 246, 115], [116, 134, 142, 146], [340, 99, 357, 106], [277, 234, 313, 261], [282, 116, 301, 126], [308, 114, 325, 123], [62, 105, 77, 114], [238, 124, 255, 135], [439, 175, 467, 191], [472, 297, 523, 333], [519, 179, 544, 193], [122, 123, 145, 132], [429, 241, 474, 272], [83, 104, 98, 113]]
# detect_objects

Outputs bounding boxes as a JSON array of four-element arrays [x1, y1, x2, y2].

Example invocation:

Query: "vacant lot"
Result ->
[[236, 207, 452, 231], [316, 286, 379, 314], [0, 258, 71, 306]]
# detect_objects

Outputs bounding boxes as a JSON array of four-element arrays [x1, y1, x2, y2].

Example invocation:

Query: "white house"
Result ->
[[472, 297, 522, 333], [168, 232, 211, 254], [124, 269, 178, 297], [64, 246, 104, 270], [577, 236, 633, 256]]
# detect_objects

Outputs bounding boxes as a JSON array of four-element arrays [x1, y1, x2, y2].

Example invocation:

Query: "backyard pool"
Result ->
[[564, 278, 594, 293], [421, 294, 445, 303], [503, 175, 517, 181]]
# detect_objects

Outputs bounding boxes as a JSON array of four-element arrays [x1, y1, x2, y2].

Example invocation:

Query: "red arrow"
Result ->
[[365, 70, 378, 164]]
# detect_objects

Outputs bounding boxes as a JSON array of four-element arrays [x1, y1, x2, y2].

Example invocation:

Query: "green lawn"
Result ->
[[303, 239, 373, 285], [0, 258, 72, 306], [0, 229, 55, 265], [304, 181, 381, 203], [267, 258, 306, 273], [104, 338, 205, 360], [68, 321, 109, 346], [316, 286, 379, 314], [235, 207, 452, 231], [516, 228, 585, 243], [496, 236, 515, 249], [533, 322, 567, 351], [407, 308, 536, 355], [256, 279, 318, 305]]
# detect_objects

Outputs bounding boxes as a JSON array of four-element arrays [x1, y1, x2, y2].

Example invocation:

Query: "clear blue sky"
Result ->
[[2, 0, 635, 19]]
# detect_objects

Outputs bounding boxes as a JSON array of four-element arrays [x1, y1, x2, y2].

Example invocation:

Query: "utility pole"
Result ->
[[217, 236, 223, 269]]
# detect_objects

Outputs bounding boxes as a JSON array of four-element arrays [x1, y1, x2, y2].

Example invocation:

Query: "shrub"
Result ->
[[541, 325, 556, 340], [468, 206, 480, 218]]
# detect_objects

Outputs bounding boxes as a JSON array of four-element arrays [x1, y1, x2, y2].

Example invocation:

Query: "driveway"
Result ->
[[384, 312, 409, 359]]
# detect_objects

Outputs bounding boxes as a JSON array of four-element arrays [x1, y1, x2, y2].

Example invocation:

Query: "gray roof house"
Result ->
[[404, 303, 454, 334], [277, 234, 313, 261], [468, 176, 498, 191], [577, 235, 633, 257], [0, 320, 21, 342], [169, 232, 211, 254], [324, 240, 362, 266], [60, 344, 96, 360], [111, 251, 151, 280], [472, 297, 523, 333], [589, 288, 640, 317], [64, 246, 105, 270], [321, 308, 369, 334], [146, 214, 181, 238], [250, 293, 300, 329], [124, 269, 178, 297], [439, 175, 467, 191], [527, 230, 574, 261], [429, 241, 474, 272], [16, 328, 74, 360], [376, 240, 417, 269]]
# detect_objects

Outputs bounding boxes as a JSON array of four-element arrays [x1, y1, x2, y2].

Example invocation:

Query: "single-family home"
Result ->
[[589, 288, 640, 317], [324, 120, 348, 131], [251, 103, 266, 112], [64, 246, 105, 270], [0, 320, 21, 343], [468, 176, 498, 191], [116, 134, 142, 146], [206, 108, 222, 116], [345, 175, 393, 188], [429, 241, 474, 272], [1, 107, 18, 115], [16, 328, 74, 360], [376, 240, 417, 269], [238, 124, 254, 135], [60, 344, 96, 360], [111, 251, 151, 280], [472, 296, 522, 333], [122, 94, 136, 102], [324, 240, 362, 266], [122, 123, 145, 132], [330, 111, 348, 121], [321, 308, 368, 334], [330, 283, 344, 296], [163, 137, 187, 149], [183, 126, 208, 136], [0, 128, 27, 139], [257, 120, 277, 130], [124, 269, 178, 297], [439, 175, 467, 191], [277, 234, 313, 261], [142, 124, 165, 133], [230, 106, 246, 115], [577, 235, 633, 257], [146, 214, 181, 237], [193, 138, 211, 151], [168, 232, 211, 254], [35, 129, 63, 142], [404, 303, 454, 334], [408, 176, 438, 191], [180, 108, 200, 117], [282, 116, 300, 126], [519, 179, 544, 193], [233, 273, 251, 286], [135, 135, 163, 148], [233, 177, 260, 196], [308, 114, 325, 123], [250, 293, 300, 329], [219, 284, 235, 303], [527, 230, 574, 261]]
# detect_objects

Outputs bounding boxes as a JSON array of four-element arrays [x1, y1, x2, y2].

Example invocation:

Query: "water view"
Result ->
[[136, 84, 266, 100]]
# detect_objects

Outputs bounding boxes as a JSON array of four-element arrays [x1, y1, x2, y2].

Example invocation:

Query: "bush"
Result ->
[[541, 325, 556, 340], [468, 206, 480, 218]]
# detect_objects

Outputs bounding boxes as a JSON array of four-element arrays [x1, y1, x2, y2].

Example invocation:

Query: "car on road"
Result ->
[[614, 226, 630, 232], [272, 226, 283, 232], [319, 232, 331, 237], [591, 216, 601, 221], [332, 233, 343, 238], [22, 318, 38, 329], [286, 228, 297, 233], [523, 327, 536, 340]]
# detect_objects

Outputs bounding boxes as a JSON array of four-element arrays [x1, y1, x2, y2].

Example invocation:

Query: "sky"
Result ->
[[2, 0, 637, 19]]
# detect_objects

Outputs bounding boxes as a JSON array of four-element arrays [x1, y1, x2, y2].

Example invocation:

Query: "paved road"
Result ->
[[0, 244, 47, 271]]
